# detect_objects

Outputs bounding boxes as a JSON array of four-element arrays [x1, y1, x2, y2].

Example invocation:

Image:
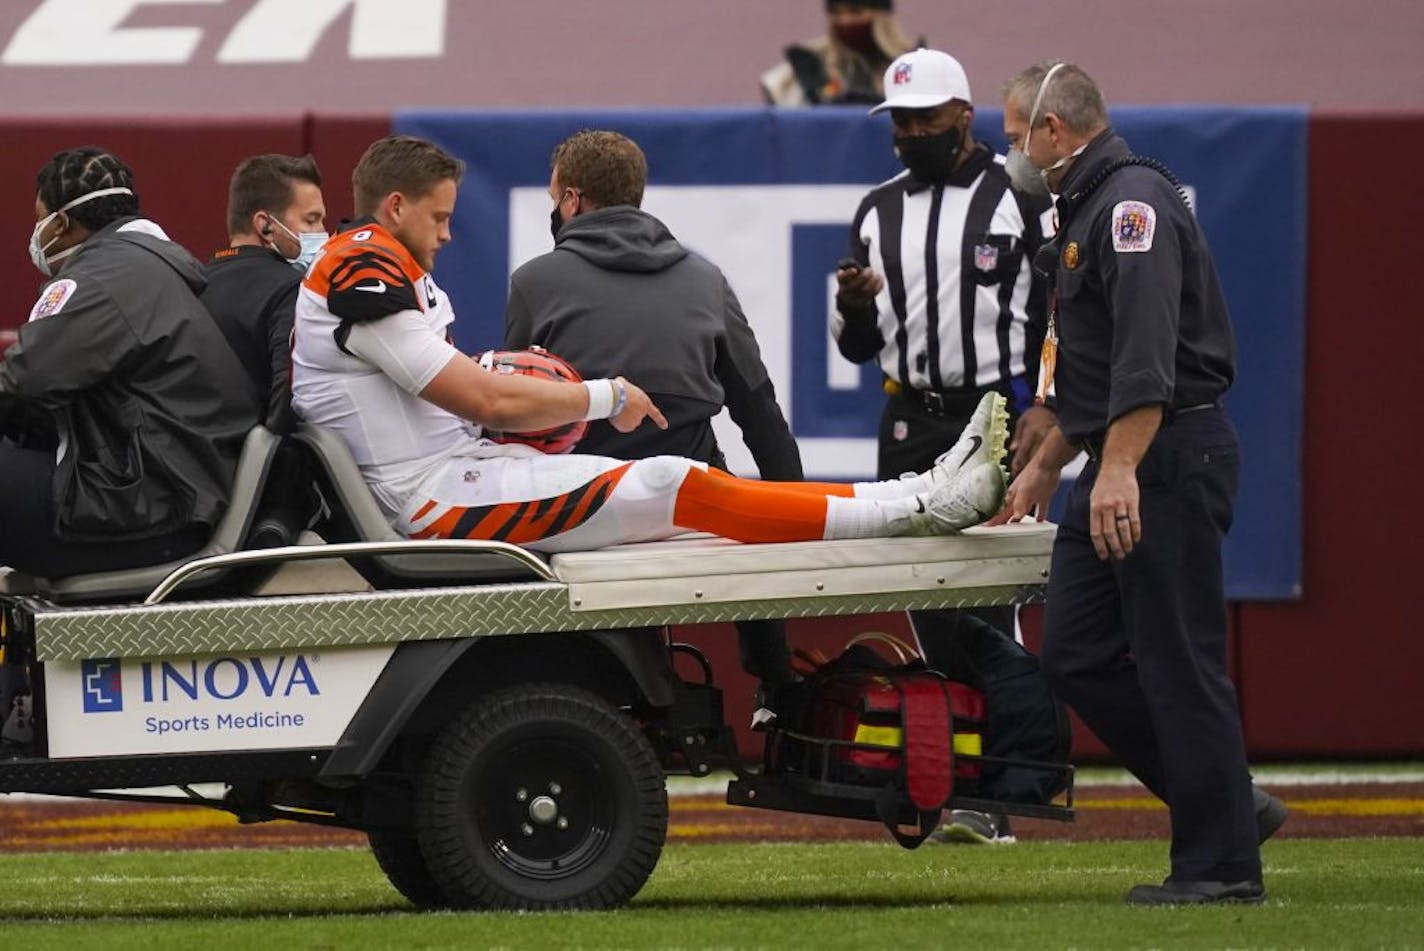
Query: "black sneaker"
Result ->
[[1126, 879, 1265, 906]]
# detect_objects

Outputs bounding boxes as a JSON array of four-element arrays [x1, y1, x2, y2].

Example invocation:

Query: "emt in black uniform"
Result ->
[[0, 148, 259, 577], [997, 62, 1283, 905]]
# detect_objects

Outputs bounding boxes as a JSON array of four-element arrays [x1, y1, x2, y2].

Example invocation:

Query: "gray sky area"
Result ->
[[0, 0, 1419, 114]]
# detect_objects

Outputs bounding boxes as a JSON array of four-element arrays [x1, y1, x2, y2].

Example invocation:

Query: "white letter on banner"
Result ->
[[219, 0, 446, 62], [3, 0, 220, 65]]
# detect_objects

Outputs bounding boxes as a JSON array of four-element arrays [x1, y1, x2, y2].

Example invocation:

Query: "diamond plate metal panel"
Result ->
[[29, 580, 1044, 662], [31, 582, 568, 661]]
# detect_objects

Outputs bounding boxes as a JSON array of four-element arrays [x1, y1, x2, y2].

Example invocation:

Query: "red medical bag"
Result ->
[[773, 633, 987, 845]]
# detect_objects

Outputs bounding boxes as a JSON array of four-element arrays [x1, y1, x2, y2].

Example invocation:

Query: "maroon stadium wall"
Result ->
[[0, 111, 1419, 761]]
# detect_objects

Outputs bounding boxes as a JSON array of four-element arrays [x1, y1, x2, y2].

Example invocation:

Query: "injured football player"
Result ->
[[292, 135, 1009, 553]]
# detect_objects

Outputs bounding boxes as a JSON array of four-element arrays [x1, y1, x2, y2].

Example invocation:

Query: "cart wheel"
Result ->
[[416, 683, 667, 910], [368, 828, 448, 908]]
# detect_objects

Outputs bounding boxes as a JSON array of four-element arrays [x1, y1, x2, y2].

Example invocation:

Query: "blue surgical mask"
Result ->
[[290, 230, 327, 272], [269, 215, 328, 272]]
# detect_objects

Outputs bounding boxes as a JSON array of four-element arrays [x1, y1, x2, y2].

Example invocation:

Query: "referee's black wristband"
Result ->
[[835, 295, 876, 320]]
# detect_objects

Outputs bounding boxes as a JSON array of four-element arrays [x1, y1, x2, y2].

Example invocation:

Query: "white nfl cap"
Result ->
[[869, 49, 972, 115]]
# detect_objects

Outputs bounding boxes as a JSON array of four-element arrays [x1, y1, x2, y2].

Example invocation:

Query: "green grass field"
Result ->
[[1, 838, 1420, 949]]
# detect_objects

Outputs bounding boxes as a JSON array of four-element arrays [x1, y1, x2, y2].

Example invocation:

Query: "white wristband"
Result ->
[[582, 378, 616, 420]]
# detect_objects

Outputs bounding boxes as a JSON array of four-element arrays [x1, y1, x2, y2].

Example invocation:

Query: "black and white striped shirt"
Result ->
[[834, 145, 1051, 400]]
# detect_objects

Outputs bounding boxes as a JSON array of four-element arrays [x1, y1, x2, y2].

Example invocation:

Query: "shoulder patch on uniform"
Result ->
[[1111, 200, 1156, 253], [29, 278, 77, 321], [326, 247, 422, 323]]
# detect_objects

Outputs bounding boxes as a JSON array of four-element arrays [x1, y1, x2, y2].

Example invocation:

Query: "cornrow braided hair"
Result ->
[[36, 147, 140, 230]]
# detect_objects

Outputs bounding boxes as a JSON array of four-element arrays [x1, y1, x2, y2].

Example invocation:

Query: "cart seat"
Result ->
[[290, 423, 550, 586], [0, 425, 282, 604]]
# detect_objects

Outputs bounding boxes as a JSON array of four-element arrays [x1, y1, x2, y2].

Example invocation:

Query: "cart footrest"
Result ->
[[726, 772, 1075, 825]]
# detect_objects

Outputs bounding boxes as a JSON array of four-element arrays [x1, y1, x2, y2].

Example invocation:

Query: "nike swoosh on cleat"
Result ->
[[914, 498, 926, 513], [957, 436, 982, 467], [354, 281, 387, 294]]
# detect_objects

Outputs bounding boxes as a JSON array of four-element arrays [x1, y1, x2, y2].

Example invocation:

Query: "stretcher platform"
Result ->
[[18, 522, 1055, 663]]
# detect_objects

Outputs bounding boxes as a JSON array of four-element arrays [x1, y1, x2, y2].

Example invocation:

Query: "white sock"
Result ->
[[823, 494, 922, 539], [849, 472, 931, 500]]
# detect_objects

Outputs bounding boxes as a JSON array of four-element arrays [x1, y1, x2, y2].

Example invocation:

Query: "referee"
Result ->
[[834, 48, 1056, 843]]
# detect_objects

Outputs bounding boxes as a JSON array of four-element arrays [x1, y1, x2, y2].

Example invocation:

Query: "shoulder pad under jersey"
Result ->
[[305, 225, 423, 323]]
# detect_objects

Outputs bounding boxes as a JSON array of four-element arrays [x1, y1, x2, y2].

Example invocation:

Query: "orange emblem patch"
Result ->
[[1062, 241, 1081, 270]]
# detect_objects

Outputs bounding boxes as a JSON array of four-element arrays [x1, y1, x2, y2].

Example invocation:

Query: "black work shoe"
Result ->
[[1253, 785, 1289, 843], [1126, 879, 1266, 906]]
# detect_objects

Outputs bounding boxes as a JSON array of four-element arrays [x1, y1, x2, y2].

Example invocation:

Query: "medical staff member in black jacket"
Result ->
[[0, 147, 259, 577], [996, 62, 1284, 905], [203, 153, 328, 435]]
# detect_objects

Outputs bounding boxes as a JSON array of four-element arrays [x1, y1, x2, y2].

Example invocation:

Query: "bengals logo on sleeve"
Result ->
[[305, 224, 424, 324]]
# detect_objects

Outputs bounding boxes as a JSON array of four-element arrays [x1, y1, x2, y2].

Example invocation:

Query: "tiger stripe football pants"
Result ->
[[397, 452, 927, 553]]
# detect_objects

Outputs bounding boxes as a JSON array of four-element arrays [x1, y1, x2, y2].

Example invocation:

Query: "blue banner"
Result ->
[[395, 106, 1306, 600]]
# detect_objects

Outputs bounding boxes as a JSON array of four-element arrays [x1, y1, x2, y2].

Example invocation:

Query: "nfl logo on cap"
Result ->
[[870, 49, 972, 115]]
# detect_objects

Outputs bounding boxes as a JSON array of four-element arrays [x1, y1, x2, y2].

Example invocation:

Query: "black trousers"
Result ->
[[1040, 408, 1260, 883], [711, 450, 793, 684], [877, 392, 1015, 664], [0, 440, 206, 578]]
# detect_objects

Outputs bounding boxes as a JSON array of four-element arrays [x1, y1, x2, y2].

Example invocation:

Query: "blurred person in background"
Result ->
[[506, 129, 803, 720], [202, 154, 328, 436], [761, 1, 919, 106], [0, 147, 258, 578]]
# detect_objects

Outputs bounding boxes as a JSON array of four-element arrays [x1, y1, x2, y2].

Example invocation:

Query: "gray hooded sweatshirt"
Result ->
[[505, 206, 800, 478]]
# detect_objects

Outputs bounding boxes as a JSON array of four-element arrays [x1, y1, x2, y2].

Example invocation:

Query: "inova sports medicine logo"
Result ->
[[79, 654, 323, 736]]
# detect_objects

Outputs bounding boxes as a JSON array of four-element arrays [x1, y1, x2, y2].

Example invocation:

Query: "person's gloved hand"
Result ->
[[835, 260, 884, 311]]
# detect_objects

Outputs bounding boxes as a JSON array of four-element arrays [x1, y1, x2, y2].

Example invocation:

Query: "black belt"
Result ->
[[886, 378, 1005, 417], [1079, 402, 1220, 461]]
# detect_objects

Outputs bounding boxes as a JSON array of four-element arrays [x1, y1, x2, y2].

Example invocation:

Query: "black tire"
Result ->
[[415, 683, 667, 911], [368, 828, 449, 908]]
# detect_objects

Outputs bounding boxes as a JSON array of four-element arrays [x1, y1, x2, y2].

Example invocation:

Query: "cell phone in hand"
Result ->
[[836, 257, 861, 274]]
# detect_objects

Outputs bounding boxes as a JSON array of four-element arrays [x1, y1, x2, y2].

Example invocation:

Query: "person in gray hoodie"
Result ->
[[0, 147, 259, 577], [505, 129, 804, 707]]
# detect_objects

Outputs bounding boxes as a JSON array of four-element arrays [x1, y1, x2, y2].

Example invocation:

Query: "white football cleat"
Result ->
[[926, 460, 1007, 531], [931, 392, 1010, 486]]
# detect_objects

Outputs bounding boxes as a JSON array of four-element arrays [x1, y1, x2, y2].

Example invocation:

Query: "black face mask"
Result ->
[[893, 126, 964, 184], [550, 205, 565, 242]]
